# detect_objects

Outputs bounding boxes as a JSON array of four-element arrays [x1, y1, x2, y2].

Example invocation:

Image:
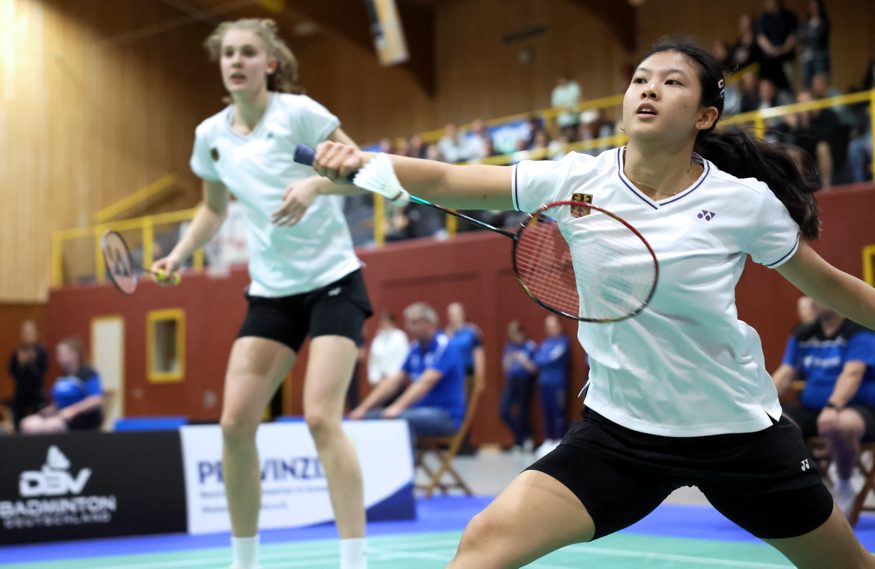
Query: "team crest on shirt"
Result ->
[[210, 147, 220, 161], [570, 193, 593, 218]]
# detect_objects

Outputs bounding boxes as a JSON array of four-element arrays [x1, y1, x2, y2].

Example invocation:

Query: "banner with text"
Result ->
[[180, 420, 415, 534], [0, 431, 186, 544]]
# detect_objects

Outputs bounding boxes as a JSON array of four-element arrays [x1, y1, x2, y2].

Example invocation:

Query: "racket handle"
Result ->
[[152, 269, 181, 286], [293, 144, 356, 182]]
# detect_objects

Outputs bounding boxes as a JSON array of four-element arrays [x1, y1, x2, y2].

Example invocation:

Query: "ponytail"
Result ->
[[642, 37, 821, 240], [695, 130, 820, 240]]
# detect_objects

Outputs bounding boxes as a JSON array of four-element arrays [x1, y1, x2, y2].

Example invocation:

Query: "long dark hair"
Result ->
[[639, 38, 820, 240]]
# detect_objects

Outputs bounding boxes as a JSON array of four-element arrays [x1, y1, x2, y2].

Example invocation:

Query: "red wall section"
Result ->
[[44, 185, 875, 445]]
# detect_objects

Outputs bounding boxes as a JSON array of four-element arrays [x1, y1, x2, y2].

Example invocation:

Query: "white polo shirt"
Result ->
[[513, 148, 801, 436], [190, 93, 361, 297]]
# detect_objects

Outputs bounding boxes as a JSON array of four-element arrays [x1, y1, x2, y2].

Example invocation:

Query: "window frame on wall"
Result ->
[[146, 308, 185, 384]]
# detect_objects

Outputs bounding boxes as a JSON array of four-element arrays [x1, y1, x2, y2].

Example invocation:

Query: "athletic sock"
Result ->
[[340, 537, 367, 569], [231, 535, 259, 569]]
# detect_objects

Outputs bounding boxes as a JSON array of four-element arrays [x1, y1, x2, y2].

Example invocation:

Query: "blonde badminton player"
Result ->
[[152, 19, 371, 569]]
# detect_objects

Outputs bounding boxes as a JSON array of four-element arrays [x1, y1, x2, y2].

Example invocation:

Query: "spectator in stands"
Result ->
[[20, 336, 103, 434], [772, 301, 875, 517], [407, 134, 427, 159], [383, 206, 413, 242], [797, 295, 818, 328], [466, 119, 493, 161], [799, 0, 831, 90], [784, 90, 847, 189], [738, 71, 761, 114], [533, 315, 570, 459], [727, 14, 762, 72], [530, 130, 551, 158], [438, 122, 468, 163], [524, 115, 545, 150], [394, 137, 410, 157], [754, 0, 798, 93], [7, 320, 47, 432], [847, 60, 873, 183], [378, 137, 394, 154], [710, 40, 731, 71], [758, 78, 794, 132], [500, 320, 537, 453], [350, 302, 466, 438], [551, 74, 581, 141]]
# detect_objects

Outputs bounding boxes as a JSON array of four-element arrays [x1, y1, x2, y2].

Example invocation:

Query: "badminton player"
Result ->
[[299, 38, 875, 569], [152, 19, 371, 569]]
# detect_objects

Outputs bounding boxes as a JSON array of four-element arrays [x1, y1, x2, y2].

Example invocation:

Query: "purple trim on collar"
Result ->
[[616, 148, 658, 210]]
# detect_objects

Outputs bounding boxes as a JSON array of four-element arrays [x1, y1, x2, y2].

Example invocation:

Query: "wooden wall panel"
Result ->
[[0, 0, 223, 302]]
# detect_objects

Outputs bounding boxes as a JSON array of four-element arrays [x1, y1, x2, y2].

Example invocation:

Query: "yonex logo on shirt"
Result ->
[[697, 210, 716, 221]]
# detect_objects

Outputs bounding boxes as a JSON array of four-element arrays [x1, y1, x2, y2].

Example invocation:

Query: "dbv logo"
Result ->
[[19, 446, 92, 497]]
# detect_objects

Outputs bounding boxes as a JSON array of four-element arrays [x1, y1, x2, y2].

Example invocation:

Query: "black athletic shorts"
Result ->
[[237, 269, 373, 352], [783, 401, 875, 441], [527, 407, 834, 540]]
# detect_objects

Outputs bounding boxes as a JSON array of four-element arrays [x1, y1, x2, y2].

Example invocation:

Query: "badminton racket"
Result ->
[[101, 230, 180, 296], [294, 145, 658, 323]]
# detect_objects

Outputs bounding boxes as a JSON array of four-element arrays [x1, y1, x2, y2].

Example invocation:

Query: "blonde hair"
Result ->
[[204, 18, 303, 95]]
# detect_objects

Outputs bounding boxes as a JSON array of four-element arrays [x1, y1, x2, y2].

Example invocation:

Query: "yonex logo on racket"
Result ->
[[801, 459, 810, 471], [697, 210, 716, 221]]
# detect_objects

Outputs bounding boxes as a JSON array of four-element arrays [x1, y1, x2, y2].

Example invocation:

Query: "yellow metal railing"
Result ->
[[92, 175, 178, 223], [53, 84, 873, 285]]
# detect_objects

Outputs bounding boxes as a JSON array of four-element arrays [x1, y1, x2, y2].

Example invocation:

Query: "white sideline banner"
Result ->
[[181, 420, 414, 534]]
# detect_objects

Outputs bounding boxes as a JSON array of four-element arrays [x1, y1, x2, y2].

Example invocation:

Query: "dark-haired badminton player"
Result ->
[[281, 38, 875, 568], [152, 18, 371, 569]]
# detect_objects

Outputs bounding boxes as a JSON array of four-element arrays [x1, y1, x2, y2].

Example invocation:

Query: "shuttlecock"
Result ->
[[353, 153, 410, 206]]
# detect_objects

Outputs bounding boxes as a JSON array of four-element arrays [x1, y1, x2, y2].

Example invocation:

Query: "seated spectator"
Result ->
[[500, 320, 537, 453], [368, 312, 410, 386], [551, 74, 581, 141], [407, 134, 427, 159], [349, 302, 466, 438], [20, 336, 104, 434], [758, 78, 793, 132], [465, 119, 493, 161], [437, 122, 468, 163], [738, 72, 761, 114], [772, 301, 875, 518], [533, 315, 570, 458]]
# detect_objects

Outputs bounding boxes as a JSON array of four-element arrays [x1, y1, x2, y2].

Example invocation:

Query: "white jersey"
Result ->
[[190, 93, 361, 297], [513, 148, 800, 437]]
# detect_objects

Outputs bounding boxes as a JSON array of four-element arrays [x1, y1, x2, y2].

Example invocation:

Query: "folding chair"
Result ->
[[415, 381, 482, 498], [806, 436, 875, 526]]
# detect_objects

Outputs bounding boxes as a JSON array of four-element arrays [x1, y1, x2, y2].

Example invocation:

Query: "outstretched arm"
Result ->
[[776, 242, 875, 329], [312, 141, 514, 211]]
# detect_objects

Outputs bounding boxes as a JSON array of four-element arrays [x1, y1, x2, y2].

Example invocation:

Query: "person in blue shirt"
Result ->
[[350, 302, 466, 438], [446, 302, 486, 400], [20, 336, 104, 434], [500, 320, 538, 452], [773, 300, 875, 517], [533, 315, 570, 458]]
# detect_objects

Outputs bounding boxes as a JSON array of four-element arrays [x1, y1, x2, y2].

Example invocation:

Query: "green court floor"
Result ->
[[3, 530, 793, 569]]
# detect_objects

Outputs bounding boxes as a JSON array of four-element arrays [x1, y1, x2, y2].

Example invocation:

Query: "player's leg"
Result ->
[[221, 337, 296, 537], [302, 334, 364, 538], [448, 470, 594, 568], [764, 505, 875, 568], [450, 416, 675, 568]]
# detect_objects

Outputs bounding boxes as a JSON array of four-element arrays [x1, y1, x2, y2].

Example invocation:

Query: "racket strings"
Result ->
[[102, 232, 137, 295], [516, 206, 657, 322]]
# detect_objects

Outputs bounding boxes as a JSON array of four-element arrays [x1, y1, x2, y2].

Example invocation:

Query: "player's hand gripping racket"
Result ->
[[101, 230, 180, 296], [294, 145, 658, 323]]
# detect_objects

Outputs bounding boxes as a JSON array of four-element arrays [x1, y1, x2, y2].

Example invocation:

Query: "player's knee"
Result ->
[[456, 510, 508, 557], [220, 415, 257, 447], [304, 409, 341, 443]]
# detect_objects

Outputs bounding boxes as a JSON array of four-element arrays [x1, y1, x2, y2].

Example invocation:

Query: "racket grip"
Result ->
[[293, 144, 356, 182], [154, 269, 181, 286]]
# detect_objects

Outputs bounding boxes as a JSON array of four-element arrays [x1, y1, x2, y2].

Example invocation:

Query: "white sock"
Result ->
[[340, 537, 367, 569], [232, 535, 259, 569]]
